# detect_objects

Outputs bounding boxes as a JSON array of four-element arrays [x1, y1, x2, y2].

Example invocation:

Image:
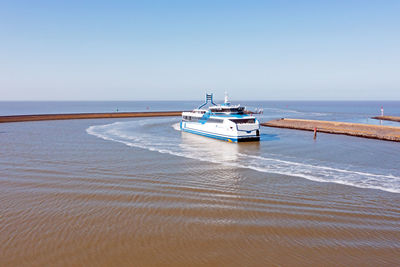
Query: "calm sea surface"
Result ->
[[1, 101, 400, 266]]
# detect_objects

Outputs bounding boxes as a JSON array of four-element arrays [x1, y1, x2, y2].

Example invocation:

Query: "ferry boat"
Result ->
[[180, 93, 260, 142]]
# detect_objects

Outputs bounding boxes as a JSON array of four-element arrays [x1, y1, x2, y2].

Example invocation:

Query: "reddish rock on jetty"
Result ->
[[262, 118, 400, 142], [371, 116, 400, 123], [0, 111, 183, 123]]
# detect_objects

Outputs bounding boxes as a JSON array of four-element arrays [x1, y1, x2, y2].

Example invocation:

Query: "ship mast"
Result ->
[[224, 91, 230, 106]]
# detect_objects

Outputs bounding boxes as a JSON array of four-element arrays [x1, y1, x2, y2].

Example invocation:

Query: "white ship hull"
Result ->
[[180, 120, 260, 142]]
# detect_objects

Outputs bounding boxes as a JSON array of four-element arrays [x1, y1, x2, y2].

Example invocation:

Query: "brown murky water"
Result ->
[[1, 118, 400, 266]]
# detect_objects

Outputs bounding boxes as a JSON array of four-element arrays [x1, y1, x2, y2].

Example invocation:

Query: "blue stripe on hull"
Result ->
[[181, 127, 259, 142], [182, 128, 238, 142]]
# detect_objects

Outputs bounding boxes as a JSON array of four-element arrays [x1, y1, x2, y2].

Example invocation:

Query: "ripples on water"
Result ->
[[1, 117, 400, 266]]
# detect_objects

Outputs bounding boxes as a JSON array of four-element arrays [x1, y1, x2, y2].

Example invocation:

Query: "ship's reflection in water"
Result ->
[[179, 131, 278, 162], [180, 131, 261, 163], [179, 131, 262, 192], [178, 131, 282, 191]]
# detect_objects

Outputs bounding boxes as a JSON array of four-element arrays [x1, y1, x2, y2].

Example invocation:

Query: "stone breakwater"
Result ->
[[0, 111, 184, 123], [371, 116, 400, 122], [262, 118, 400, 142]]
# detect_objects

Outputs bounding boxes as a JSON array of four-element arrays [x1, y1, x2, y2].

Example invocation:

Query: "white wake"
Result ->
[[87, 119, 400, 194]]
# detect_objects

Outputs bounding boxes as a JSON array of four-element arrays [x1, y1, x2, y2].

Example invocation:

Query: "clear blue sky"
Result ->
[[1, 0, 399, 100]]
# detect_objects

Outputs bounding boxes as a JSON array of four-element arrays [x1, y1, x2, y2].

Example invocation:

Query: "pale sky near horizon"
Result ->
[[1, 0, 399, 101]]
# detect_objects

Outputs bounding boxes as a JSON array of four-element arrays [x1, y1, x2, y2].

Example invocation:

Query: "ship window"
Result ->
[[230, 118, 255, 124], [183, 116, 190, 121], [188, 116, 201, 122], [207, 118, 223, 123]]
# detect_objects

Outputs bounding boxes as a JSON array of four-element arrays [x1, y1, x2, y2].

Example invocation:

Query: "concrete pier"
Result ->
[[262, 118, 400, 142], [371, 116, 400, 123], [0, 111, 183, 123]]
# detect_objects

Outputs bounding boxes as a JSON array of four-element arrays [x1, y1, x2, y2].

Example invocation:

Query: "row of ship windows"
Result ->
[[183, 116, 255, 124], [230, 118, 256, 124], [182, 116, 223, 123]]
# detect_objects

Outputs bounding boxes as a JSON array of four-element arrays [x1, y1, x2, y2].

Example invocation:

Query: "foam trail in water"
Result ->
[[87, 119, 400, 194], [172, 122, 181, 131]]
